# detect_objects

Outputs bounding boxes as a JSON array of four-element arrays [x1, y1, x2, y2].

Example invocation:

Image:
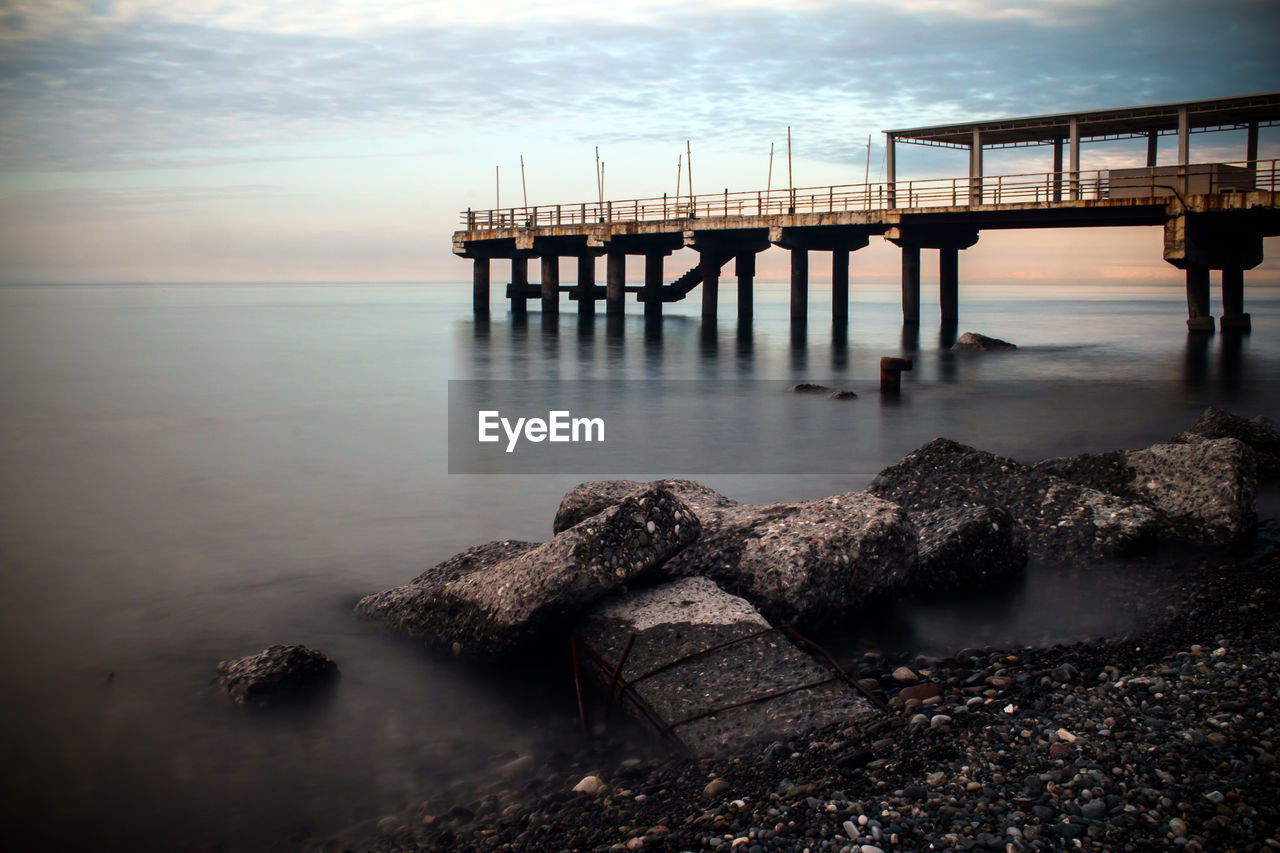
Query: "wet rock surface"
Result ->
[[868, 438, 1161, 560], [577, 577, 874, 758], [338, 527, 1280, 853], [556, 481, 917, 626], [909, 505, 1028, 596], [214, 644, 337, 706], [1036, 438, 1257, 544], [555, 480, 736, 535], [951, 332, 1016, 351], [1173, 406, 1280, 480], [357, 487, 701, 658]]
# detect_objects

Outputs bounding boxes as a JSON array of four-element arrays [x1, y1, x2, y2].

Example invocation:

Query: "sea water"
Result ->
[[1, 280, 1276, 850]]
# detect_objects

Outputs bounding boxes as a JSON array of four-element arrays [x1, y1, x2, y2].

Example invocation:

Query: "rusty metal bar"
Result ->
[[604, 632, 637, 721], [570, 636, 589, 736], [576, 638, 693, 757], [783, 626, 892, 715], [626, 627, 779, 685]]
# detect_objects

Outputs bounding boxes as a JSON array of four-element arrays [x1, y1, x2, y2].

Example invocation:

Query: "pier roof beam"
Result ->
[[886, 133, 897, 208]]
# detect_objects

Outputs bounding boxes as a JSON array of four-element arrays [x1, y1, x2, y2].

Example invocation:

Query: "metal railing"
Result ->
[[460, 159, 1278, 230]]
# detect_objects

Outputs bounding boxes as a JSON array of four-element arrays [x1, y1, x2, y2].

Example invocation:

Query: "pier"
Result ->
[[454, 93, 1280, 333]]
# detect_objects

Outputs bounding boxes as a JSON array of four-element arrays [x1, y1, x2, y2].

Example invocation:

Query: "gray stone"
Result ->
[[356, 486, 701, 658], [214, 644, 337, 706], [868, 438, 1160, 560], [909, 505, 1027, 595], [1172, 406, 1280, 480], [555, 479, 916, 626], [951, 331, 1016, 351], [554, 479, 735, 533], [576, 577, 874, 758], [1036, 437, 1256, 544]]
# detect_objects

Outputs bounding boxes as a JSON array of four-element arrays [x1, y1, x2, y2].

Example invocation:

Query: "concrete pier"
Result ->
[[541, 255, 559, 315], [511, 256, 529, 315], [790, 249, 808, 323], [473, 257, 490, 316], [577, 254, 596, 316], [736, 252, 755, 321], [899, 245, 921, 326], [832, 249, 849, 325], [1185, 265, 1214, 333], [606, 252, 625, 315], [939, 247, 958, 327], [1221, 267, 1251, 332], [701, 251, 720, 320], [644, 253, 664, 320]]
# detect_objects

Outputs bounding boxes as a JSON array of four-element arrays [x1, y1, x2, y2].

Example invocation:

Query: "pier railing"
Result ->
[[461, 159, 1278, 230]]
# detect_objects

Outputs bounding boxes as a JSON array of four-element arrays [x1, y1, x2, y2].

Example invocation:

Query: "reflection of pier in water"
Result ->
[[456, 93, 1279, 334]]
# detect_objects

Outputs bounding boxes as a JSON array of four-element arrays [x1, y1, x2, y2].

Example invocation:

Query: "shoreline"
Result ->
[[324, 521, 1279, 853]]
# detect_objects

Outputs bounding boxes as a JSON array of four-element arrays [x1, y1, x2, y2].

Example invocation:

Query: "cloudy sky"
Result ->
[[1, 0, 1278, 285]]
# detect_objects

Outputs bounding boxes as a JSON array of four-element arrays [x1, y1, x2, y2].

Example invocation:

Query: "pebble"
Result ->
[[891, 666, 918, 682], [572, 775, 606, 796], [704, 778, 731, 799]]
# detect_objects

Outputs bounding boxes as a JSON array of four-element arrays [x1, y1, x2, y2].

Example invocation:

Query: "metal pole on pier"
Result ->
[[495, 165, 500, 211], [686, 140, 694, 204], [520, 155, 528, 209], [787, 126, 794, 212], [675, 154, 682, 210]]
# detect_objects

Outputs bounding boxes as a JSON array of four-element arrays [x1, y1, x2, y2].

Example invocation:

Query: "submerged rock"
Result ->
[[556, 480, 917, 625], [1036, 438, 1256, 544], [868, 438, 1159, 560], [790, 383, 832, 393], [951, 332, 1016, 351], [576, 577, 873, 757], [1172, 406, 1280, 480], [215, 644, 338, 706], [356, 486, 701, 658], [909, 505, 1028, 595]]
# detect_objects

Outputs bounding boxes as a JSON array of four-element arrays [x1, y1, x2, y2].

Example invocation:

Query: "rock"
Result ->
[[791, 382, 831, 393], [827, 390, 859, 400], [214, 644, 338, 707], [554, 479, 736, 534], [576, 577, 874, 757], [908, 505, 1027, 595], [868, 438, 1160, 560], [951, 331, 1016, 351], [356, 486, 701, 658], [1172, 406, 1280, 480], [892, 666, 918, 682], [899, 682, 943, 703], [1035, 438, 1257, 544], [703, 778, 731, 799], [556, 480, 918, 625], [572, 775, 606, 796]]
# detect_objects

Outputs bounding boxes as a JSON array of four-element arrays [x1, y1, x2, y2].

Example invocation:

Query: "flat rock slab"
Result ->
[[577, 578, 873, 758], [1172, 406, 1280, 480], [1036, 438, 1256, 544], [868, 438, 1160, 560], [556, 480, 917, 626], [357, 486, 701, 658], [215, 644, 338, 706], [910, 505, 1028, 595]]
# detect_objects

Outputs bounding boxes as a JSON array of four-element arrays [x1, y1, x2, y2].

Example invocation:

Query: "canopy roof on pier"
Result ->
[[887, 91, 1280, 150]]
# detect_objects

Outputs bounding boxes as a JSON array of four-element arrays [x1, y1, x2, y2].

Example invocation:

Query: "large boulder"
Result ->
[[215, 644, 338, 707], [1035, 438, 1257, 544], [1172, 406, 1280, 480], [556, 480, 917, 626], [357, 486, 701, 658], [554, 479, 734, 533], [908, 505, 1028, 596], [951, 332, 1016, 351], [576, 577, 874, 758], [868, 438, 1160, 560]]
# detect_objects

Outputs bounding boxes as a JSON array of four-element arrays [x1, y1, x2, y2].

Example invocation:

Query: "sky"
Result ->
[[0, 0, 1278, 286]]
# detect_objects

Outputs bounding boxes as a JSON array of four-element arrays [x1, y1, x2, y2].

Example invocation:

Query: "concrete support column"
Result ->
[[1185, 264, 1214, 333], [939, 247, 958, 327], [736, 252, 755, 321], [1247, 122, 1259, 173], [472, 257, 490, 316], [606, 252, 625, 315], [577, 254, 595, 316], [540, 255, 559, 315], [700, 252, 720, 320], [1221, 268, 1251, 332], [1068, 117, 1080, 201], [831, 248, 849, 325], [1177, 106, 1190, 195], [511, 256, 528, 315], [790, 248, 808, 323], [1146, 130, 1158, 168], [1052, 139, 1063, 202], [901, 244, 921, 326], [644, 253, 664, 320], [886, 134, 897, 208], [969, 128, 983, 205]]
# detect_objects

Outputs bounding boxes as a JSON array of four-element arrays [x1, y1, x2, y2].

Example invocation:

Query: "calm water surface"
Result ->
[[1, 280, 1277, 850]]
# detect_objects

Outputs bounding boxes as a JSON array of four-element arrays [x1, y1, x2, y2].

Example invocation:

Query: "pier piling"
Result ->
[[541, 255, 559, 315], [511, 257, 529, 315], [577, 254, 596, 316], [832, 249, 849, 325], [790, 249, 808, 323], [900, 245, 921, 326], [606, 252, 626, 315], [736, 252, 755, 321], [1185, 265, 1214, 333], [472, 258, 490, 316]]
